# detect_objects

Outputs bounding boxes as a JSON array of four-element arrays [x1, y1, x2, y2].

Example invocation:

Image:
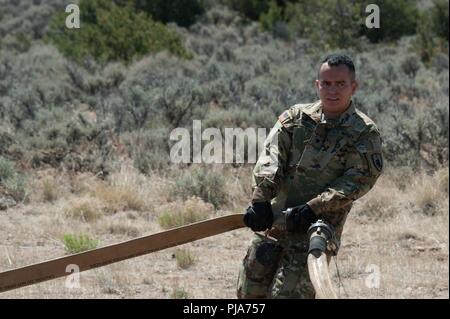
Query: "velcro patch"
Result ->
[[278, 110, 291, 125]]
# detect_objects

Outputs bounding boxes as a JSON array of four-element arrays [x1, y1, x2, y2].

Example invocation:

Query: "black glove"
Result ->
[[243, 201, 273, 232], [285, 204, 317, 233]]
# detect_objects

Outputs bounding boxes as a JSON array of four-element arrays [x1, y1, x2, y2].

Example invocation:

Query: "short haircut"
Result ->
[[318, 53, 356, 80]]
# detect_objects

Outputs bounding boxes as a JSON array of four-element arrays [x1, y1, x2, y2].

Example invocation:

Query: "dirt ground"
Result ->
[[0, 167, 448, 299]]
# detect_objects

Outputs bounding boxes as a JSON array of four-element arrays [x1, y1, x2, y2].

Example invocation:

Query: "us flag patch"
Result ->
[[278, 110, 291, 124]]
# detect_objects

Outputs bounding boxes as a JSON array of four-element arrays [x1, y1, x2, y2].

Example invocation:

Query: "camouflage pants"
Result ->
[[236, 233, 315, 299]]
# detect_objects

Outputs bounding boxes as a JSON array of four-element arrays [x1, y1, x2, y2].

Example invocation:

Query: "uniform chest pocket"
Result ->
[[287, 122, 314, 168], [297, 132, 348, 172]]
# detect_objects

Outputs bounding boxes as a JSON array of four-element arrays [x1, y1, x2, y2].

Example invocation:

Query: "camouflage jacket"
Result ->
[[252, 100, 383, 235]]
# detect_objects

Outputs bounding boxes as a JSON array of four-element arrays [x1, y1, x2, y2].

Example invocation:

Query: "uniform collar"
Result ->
[[303, 100, 356, 128]]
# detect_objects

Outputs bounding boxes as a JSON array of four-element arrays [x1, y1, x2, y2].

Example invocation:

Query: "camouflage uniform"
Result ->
[[237, 100, 383, 299]]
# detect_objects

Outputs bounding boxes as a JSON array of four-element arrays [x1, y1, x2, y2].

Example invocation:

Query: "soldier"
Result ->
[[237, 53, 383, 299]]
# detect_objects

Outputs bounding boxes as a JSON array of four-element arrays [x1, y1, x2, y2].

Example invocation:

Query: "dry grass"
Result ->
[[356, 175, 401, 219], [42, 177, 59, 202], [411, 170, 448, 215], [27, 169, 79, 203], [0, 165, 447, 299], [94, 266, 132, 295], [88, 164, 164, 214], [106, 220, 140, 237], [434, 167, 449, 194], [334, 206, 448, 298], [334, 168, 449, 298], [157, 196, 214, 229], [223, 165, 253, 211], [174, 248, 196, 269], [171, 286, 189, 299], [67, 172, 98, 195], [93, 183, 146, 214], [64, 197, 103, 222]]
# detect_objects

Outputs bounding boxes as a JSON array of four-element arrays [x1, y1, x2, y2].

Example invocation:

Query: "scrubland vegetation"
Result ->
[[0, 0, 447, 298]]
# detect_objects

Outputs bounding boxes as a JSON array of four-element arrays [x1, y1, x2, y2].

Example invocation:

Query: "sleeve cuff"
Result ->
[[251, 186, 273, 203], [307, 196, 323, 215]]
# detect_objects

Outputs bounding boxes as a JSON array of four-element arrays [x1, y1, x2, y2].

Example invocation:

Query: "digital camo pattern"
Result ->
[[237, 233, 315, 299], [238, 100, 383, 299], [252, 100, 383, 230]]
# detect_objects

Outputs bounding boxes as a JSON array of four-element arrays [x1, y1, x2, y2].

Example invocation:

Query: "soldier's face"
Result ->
[[315, 63, 358, 116]]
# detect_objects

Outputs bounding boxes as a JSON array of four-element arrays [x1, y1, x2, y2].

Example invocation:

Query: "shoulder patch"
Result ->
[[278, 103, 312, 128], [278, 110, 292, 125], [371, 153, 383, 172]]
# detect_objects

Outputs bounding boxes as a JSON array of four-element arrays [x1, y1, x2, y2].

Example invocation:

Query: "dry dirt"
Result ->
[[0, 166, 448, 299]]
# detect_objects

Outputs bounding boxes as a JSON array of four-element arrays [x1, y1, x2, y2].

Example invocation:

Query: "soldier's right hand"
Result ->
[[243, 201, 273, 232], [285, 204, 317, 233]]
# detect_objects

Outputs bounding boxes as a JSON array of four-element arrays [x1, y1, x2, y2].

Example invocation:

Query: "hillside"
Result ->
[[0, 0, 448, 299]]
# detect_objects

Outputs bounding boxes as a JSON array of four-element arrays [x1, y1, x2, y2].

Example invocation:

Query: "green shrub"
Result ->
[[259, 1, 290, 40], [259, 0, 283, 31], [171, 286, 189, 299], [223, 0, 272, 20], [8, 105, 115, 175], [46, 0, 192, 64], [0, 156, 27, 202], [63, 234, 99, 254], [0, 157, 15, 182], [286, 0, 362, 49], [228, 0, 422, 48], [414, 1, 449, 64], [2, 174, 27, 202], [0, 45, 77, 132], [157, 197, 213, 229], [131, 0, 205, 27], [120, 128, 171, 173], [358, 0, 418, 43], [0, 2, 64, 41], [401, 55, 421, 78], [170, 168, 227, 208], [174, 248, 196, 269], [1, 1, 448, 177], [157, 210, 204, 229], [431, 0, 449, 42], [0, 33, 32, 53]]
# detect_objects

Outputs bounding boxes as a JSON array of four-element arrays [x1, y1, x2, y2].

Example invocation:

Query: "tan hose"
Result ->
[[307, 252, 338, 299], [274, 211, 339, 299], [0, 214, 245, 293]]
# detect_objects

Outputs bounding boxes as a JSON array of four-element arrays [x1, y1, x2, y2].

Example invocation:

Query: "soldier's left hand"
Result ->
[[243, 201, 273, 232], [285, 204, 318, 233]]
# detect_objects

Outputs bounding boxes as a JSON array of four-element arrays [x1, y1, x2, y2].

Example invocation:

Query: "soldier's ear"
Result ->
[[314, 79, 320, 91], [351, 80, 358, 94]]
